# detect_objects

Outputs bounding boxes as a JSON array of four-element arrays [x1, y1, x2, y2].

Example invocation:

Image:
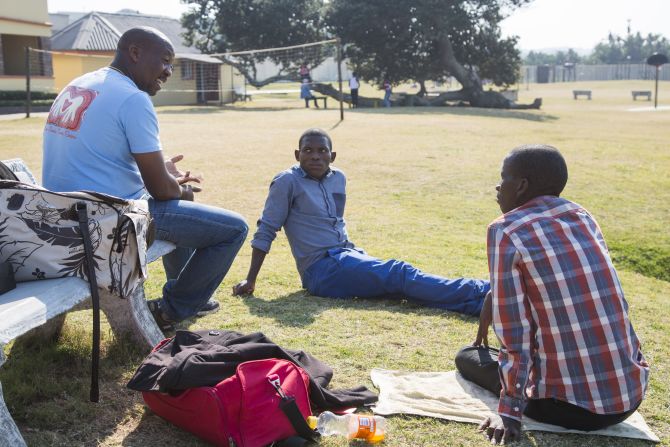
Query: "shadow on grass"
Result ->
[[328, 119, 344, 131], [351, 105, 559, 122], [1, 326, 148, 446], [122, 410, 209, 447], [239, 289, 479, 328], [154, 104, 556, 122], [157, 105, 298, 114]]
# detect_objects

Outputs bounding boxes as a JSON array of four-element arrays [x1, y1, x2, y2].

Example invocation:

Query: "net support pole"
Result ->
[[654, 66, 659, 109], [25, 46, 31, 118], [230, 65, 234, 103], [218, 66, 223, 106], [336, 38, 344, 121]]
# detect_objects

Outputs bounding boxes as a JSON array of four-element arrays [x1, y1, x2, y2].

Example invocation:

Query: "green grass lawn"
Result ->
[[0, 80, 668, 446]]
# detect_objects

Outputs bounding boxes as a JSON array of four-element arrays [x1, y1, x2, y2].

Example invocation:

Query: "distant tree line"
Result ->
[[524, 30, 670, 65]]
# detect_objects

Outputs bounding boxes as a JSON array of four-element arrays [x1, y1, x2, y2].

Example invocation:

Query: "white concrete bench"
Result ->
[[0, 159, 175, 446]]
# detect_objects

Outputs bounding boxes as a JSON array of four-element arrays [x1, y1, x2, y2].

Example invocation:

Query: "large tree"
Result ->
[[181, 0, 540, 108], [181, 0, 329, 87], [327, 0, 539, 108]]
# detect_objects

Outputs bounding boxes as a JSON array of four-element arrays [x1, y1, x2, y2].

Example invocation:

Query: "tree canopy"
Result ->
[[180, 0, 538, 107], [181, 0, 329, 86], [328, 0, 528, 93], [590, 31, 670, 64], [523, 29, 670, 66], [524, 49, 583, 66]]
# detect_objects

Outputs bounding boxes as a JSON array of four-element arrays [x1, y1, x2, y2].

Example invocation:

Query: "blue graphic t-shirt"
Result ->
[[43, 67, 161, 199]]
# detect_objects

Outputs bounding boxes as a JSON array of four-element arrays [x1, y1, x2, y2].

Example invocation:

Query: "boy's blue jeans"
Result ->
[[148, 199, 248, 321], [302, 247, 488, 316]]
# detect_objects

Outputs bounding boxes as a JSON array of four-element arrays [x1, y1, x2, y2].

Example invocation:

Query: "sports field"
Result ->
[[0, 80, 668, 446]]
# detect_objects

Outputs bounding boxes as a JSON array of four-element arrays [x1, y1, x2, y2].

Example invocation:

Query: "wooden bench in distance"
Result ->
[[573, 90, 592, 100], [234, 92, 252, 102], [631, 90, 652, 101], [0, 159, 175, 446], [307, 96, 328, 109]]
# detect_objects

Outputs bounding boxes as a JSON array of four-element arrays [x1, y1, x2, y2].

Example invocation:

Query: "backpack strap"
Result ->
[[267, 371, 319, 444], [76, 202, 101, 403], [279, 397, 319, 443]]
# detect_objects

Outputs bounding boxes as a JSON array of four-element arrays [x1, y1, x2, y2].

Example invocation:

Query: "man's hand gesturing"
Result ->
[[165, 154, 203, 191]]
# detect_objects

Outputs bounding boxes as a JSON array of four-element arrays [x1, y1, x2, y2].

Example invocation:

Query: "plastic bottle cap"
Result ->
[[306, 416, 317, 430]]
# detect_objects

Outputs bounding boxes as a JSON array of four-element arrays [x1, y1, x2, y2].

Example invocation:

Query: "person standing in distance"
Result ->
[[349, 72, 360, 108], [382, 79, 392, 107], [42, 27, 248, 331]]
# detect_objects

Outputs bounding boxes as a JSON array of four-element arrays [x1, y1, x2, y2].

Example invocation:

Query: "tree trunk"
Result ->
[[312, 82, 542, 109], [313, 35, 542, 110], [223, 35, 540, 108], [418, 80, 427, 97], [432, 34, 541, 109]]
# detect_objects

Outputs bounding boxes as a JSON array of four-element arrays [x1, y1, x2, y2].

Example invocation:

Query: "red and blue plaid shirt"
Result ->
[[487, 195, 649, 421]]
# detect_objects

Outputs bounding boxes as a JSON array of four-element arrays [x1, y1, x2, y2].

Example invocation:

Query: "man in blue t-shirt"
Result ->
[[43, 27, 248, 330]]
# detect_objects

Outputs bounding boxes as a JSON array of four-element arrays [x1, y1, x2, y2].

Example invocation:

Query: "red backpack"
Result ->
[[143, 357, 317, 447]]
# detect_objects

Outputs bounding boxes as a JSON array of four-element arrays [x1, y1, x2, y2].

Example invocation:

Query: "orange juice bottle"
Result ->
[[312, 411, 386, 443]]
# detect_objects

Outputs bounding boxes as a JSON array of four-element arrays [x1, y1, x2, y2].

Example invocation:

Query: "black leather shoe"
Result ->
[[146, 299, 176, 331]]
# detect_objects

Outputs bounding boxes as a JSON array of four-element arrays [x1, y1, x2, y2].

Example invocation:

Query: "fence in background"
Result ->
[[521, 64, 670, 84]]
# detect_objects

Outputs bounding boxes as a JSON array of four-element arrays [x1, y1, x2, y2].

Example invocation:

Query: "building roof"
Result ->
[[177, 53, 223, 64], [49, 12, 86, 33], [50, 10, 200, 54]]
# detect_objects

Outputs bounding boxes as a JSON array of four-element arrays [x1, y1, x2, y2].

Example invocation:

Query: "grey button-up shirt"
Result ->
[[251, 165, 355, 276]]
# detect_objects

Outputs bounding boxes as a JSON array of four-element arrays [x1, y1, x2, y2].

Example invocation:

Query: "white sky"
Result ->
[[500, 0, 670, 51], [48, 0, 670, 52], [47, 0, 191, 21]]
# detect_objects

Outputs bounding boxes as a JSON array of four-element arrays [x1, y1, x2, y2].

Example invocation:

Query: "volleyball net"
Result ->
[[22, 38, 346, 114]]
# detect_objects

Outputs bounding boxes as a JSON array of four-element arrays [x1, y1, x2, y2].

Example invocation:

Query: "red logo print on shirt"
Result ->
[[47, 86, 97, 131]]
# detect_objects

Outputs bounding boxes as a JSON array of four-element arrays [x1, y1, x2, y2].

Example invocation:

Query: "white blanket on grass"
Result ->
[[370, 369, 659, 443]]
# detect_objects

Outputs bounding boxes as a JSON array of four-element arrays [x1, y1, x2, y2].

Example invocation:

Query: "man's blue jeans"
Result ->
[[302, 248, 489, 316], [383, 90, 391, 107], [148, 199, 248, 321]]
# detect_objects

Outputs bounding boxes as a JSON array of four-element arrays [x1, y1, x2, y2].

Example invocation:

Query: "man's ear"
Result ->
[[515, 177, 529, 201], [128, 43, 141, 63], [294, 150, 300, 162], [330, 152, 336, 163]]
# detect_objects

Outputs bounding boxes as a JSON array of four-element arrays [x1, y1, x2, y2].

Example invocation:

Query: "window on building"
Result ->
[[1, 34, 41, 75], [181, 60, 194, 80]]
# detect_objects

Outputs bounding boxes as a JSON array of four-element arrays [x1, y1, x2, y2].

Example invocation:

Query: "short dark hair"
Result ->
[[298, 128, 332, 150], [507, 144, 568, 196]]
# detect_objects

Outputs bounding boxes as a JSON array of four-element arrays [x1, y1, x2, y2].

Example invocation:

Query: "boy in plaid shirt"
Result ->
[[456, 145, 649, 444]]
